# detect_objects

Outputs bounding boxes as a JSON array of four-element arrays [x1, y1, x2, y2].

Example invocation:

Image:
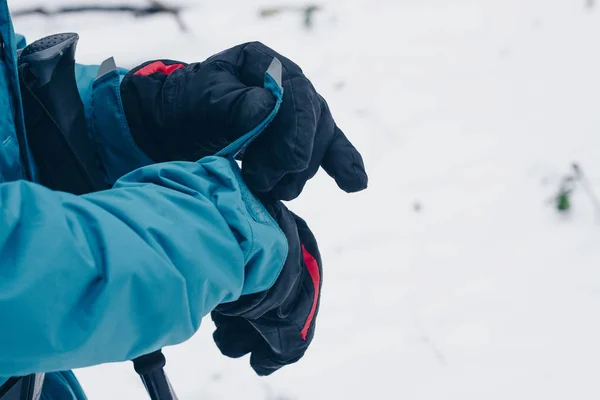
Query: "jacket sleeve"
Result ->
[[0, 159, 287, 377]]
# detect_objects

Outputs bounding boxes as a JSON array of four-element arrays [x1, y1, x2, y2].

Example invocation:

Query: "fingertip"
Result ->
[[212, 325, 254, 359], [322, 130, 369, 193], [336, 148, 368, 193]]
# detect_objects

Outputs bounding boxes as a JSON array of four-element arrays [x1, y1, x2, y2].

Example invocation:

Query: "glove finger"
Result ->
[[211, 312, 261, 359], [268, 98, 333, 200], [321, 125, 368, 193], [233, 42, 319, 170], [248, 321, 307, 376], [240, 43, 320, 194]]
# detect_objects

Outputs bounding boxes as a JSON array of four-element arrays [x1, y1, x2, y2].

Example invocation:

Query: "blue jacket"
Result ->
[[0, 2, 287, 398]]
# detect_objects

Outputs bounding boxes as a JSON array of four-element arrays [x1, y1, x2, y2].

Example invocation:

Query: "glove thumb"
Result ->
[[211, 313, 261, 359], [321, 125, 368, 192]]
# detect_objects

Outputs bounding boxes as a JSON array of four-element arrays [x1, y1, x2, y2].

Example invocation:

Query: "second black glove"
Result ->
[[211, 202, 323, 376]]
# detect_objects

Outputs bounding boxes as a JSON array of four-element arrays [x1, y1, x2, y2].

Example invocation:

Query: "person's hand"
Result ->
[[119, 42, 368, 375], [211, 202, 323, 376], [120, 41, 368, 200]]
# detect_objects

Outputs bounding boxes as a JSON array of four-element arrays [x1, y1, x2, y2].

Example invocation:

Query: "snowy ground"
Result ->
[[12, 0, 600, 399]]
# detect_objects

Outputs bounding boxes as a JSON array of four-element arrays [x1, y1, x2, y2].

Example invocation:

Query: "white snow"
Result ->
[[11, 0, 600, 398]]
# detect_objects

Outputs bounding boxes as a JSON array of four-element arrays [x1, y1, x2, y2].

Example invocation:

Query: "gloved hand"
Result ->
[[211, 201, 322, 376], [119, 42, 361, 375], [120, 41, 368, 200]]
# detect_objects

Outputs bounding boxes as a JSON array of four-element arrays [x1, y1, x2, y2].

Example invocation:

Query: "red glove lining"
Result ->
[[134, 61, 185, 77], [300, 245, 320, 340]]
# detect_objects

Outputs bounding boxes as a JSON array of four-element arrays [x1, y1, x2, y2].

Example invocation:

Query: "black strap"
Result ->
[[17, 32, 109, 195], [133, 350, 177, 400], [18, 65, 108, 194]]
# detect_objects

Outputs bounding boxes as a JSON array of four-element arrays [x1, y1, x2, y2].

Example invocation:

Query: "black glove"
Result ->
[[211, 202, 322, 376], [119, 42, 361, 375], [120, 41, 368, 200]]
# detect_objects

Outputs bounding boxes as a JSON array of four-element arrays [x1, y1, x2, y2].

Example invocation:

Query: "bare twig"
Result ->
[[12, 0, 188, 31], [412, 311, 447, 366], [259, 4, 322, 29], [573, 163, 600, 223]]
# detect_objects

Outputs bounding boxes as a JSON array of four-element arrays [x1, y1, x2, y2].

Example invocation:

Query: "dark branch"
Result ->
[[259, 4, 322, 29], [12, 1, 188, 31]]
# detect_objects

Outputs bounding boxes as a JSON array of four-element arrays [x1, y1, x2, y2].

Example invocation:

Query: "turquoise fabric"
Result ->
[[0, 4, 25, 182], [88, 66, 153, 184], [1, 1, 288, 398], [0, 126, 287, 375], [14, 33, 25, 50], [74, 63, 100, 108], [40, 372, 87, 400]]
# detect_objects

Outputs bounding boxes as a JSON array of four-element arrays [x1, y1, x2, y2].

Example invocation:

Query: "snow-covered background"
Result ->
[[12, 0, 600, 398]]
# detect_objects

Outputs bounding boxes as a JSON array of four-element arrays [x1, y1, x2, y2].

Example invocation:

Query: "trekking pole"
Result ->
[[0, 374, 45, 400], [133, 350, 178, 400]]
